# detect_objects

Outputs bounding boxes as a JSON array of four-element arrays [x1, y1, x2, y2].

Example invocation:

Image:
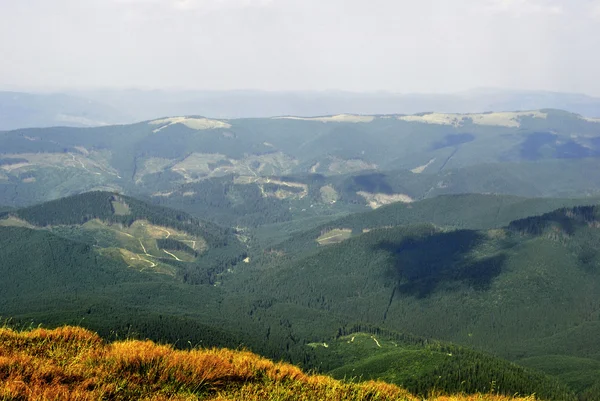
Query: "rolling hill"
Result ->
[[6, 89, 600, 131], [263, 193, 600, 255], [0, 193, 587, 399], [0, 191, 246, 282], [227, 204, 600, 396], [1, 109, 600, 226], [68, 88, 600, 120], [0, 227, 576, 401]]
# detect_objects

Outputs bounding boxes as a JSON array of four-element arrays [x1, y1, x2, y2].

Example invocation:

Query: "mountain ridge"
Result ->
[[3, 108, 600, 222]]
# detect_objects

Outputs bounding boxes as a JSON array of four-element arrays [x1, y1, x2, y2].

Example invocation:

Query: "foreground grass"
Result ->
[[0, 326, 537, 401]]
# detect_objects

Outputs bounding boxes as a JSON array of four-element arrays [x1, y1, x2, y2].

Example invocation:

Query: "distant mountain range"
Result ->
[[2, 88, 600, 130], [0, 91, 129, 130], [1, 109, 600, 219]]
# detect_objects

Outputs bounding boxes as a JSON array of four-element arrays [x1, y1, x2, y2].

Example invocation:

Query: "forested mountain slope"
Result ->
[[0, 193, 592, 400], [0, 225, 244, 349], [0, 226, 574, 400], [229, 205, 600, 395], [264, 193, 599, 254], [0, 191, 247, 282], [6, 191, 231, 243]]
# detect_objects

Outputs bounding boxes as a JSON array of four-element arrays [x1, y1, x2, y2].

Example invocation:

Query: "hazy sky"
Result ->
[[1, 0, 599, 95]]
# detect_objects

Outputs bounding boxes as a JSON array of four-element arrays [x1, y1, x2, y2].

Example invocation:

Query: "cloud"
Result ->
[[593, 1, 600, 18], [197, 0, 275, 7], [486, 0, 563, 17], [119, 0, 276, 10], [1, 0, 600, 96], [109, 0, 275, 12]]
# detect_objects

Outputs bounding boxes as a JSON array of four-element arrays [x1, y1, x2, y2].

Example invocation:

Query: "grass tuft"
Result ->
[[0, 326, 540, 401]]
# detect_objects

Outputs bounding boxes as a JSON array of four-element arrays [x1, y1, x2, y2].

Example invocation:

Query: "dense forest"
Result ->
[[322, 327, 576, 400], [0, 224, 578, 400], [2, 191, 249, 286], [267, 193, 599, 257], [3, 193, 600, 399]]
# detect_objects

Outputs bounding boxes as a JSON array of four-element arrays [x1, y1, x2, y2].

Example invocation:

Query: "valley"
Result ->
[[5, 0, 600, 396], [2, 110, 600, 400]]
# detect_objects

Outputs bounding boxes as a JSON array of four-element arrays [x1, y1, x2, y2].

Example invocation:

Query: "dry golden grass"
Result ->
[[0, 326, 538, 401]]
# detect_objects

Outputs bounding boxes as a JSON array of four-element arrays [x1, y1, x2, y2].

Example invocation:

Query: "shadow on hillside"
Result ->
[[375, 230, 507, 298], [519, 132, 556, 160], [431, 133, 475, 150], [508, 206, 597, 236], [351, 173, 394, 194]]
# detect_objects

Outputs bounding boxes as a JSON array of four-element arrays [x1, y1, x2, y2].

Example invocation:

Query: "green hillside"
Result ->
[[329, 194, 600, 231], [266, 193, 599, 254], [0, 225, 249, 349], [0, 191, 247, 283], [314, 331, 574, 400], [227, 205, 600, 395], [10, 190, 231, 244], [0, 222, 574, 400], [142, 159, 600, 229], [3, 193, 596, 399]]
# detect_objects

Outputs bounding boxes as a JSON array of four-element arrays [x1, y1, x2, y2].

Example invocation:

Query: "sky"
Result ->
[[1, 0, 599, 95]]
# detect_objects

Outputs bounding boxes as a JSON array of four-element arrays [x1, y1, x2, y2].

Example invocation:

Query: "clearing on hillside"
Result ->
[[78, 219, 206, 263], [357, 191, 414, 209], [320, 185, 340, 203], [0, 216, 35, 229], [149, 116, 231, 132], [111, 199, 131, 215], [274, 114, 376, 123], [398, 111, 547, 127], [317, 228, 352, 245]]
